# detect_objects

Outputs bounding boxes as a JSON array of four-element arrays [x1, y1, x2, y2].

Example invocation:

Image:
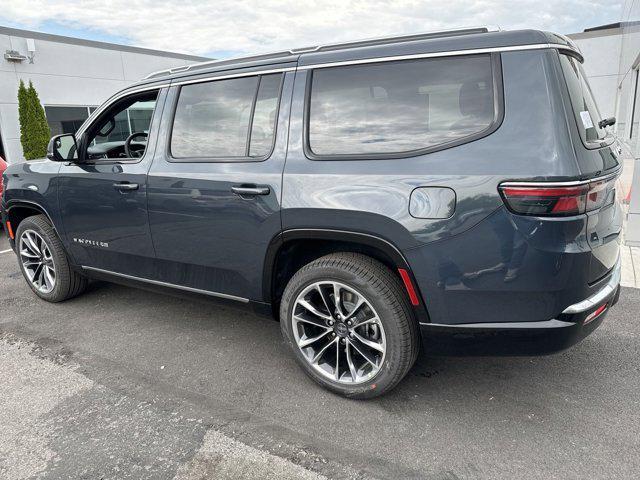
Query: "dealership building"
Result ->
[[0, 26, 208, 164]]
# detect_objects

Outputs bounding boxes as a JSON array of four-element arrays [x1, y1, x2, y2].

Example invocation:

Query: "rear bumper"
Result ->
[[420, 258, 621, 356]]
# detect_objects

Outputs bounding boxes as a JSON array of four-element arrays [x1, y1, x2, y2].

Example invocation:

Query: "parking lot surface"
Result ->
[[0, 231, 639, 479]]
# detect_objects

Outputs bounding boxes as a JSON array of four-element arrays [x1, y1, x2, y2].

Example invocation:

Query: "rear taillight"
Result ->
[[499, 177, 617, 217]]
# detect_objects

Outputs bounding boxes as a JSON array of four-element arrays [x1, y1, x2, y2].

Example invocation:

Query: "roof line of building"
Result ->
[[0, 25, 211, 62], [567, 27, 623, 40]]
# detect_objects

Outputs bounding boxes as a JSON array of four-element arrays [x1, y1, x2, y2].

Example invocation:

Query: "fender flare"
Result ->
[[4, 200, 61, 238], [263, 228, 430, 323]]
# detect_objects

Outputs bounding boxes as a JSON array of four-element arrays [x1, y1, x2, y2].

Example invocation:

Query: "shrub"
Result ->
[[18, 80, 51, 160]]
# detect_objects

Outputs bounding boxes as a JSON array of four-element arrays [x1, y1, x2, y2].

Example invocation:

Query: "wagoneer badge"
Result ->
[[73, 238, 109, 248]]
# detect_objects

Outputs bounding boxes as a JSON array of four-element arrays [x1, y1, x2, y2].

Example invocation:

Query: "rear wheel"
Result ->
[[15, 215, 87, 302], [280, 253, 419, 399]]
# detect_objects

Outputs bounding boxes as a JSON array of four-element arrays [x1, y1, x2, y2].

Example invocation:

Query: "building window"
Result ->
[[44, 106, 95, 136]]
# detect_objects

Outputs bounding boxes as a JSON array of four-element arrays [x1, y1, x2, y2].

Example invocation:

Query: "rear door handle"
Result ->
[[231, 185, 270, 196], [113, 182, 139, 191]]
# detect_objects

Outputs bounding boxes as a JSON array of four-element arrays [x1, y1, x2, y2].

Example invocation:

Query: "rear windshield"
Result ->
[[559, 54, 609, 146]]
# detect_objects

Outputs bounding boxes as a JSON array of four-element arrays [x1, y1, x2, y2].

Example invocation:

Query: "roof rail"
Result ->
[[289, 26, 500, 53], [144, 50, 293, 79], [144, 25, 500, 80]]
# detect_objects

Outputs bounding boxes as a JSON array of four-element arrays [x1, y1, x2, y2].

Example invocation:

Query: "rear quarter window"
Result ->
[[306, 54, 499, 158], [559, 54, 609, 147]]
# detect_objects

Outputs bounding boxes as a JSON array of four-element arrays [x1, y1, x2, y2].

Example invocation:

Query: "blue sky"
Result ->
[[0, 0, 625, 59]]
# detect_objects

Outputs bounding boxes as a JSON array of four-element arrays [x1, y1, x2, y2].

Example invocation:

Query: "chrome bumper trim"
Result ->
[[562, 255, 621, 314]]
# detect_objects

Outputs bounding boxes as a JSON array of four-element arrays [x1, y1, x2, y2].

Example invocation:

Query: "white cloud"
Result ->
[[0, 0, 622, 57]]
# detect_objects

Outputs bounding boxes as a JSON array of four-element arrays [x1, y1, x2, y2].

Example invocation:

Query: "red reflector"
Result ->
[[551, 195, 581, 213], [398, 268, 420, 306], [5, 221, 14, 240], [584, 303, 607, 324]]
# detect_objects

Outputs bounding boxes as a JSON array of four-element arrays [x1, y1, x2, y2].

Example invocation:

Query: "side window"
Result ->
[[85, 90, 159, 160], [307, 54, 497, 157], [93, 99, 157, 144], [170, 73, 282, 161]]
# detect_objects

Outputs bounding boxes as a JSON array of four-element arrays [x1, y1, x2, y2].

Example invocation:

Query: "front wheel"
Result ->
[[280, 253, 419, 399], [15, 215, 87, 302]]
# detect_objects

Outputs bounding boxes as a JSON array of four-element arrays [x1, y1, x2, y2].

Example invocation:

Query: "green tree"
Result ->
[[17, 80, 50, 160]]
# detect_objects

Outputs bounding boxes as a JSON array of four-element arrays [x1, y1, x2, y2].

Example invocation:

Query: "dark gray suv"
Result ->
[[1, 27, 624, 398]]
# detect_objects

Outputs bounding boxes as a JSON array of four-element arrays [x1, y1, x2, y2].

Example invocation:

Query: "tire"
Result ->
[[14, 215, 88, 302], [280, 252, 419, 399]]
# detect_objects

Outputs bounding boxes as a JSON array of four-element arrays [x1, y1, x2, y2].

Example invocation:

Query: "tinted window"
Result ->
[[171, 74, 282, 159], [250, 75, 282, 157], [308, 55, 495, 156], [559, 54, 608, 145]]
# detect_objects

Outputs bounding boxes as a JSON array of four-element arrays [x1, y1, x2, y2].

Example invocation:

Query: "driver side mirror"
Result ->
[[47, 134, 78, 162]]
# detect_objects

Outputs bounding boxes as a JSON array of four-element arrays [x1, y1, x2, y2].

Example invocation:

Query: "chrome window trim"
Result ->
[[297, 43, 581, 70], [81, 266, 250, 303], [171, 66, 296, 87]]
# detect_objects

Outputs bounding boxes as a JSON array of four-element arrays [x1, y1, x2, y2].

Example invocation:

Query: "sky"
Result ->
[[0, 0, 624, 59]]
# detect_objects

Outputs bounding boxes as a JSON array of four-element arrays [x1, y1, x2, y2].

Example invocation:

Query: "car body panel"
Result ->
[[145, 70, 295, 299], [281, 49, 608, 326], [54, 88, 168, 277], [2, 159, 63, 235]]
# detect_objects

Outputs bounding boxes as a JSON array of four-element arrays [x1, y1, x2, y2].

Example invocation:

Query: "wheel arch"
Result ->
[[264, 229, 430, 323], [4, 200, 61, 244]]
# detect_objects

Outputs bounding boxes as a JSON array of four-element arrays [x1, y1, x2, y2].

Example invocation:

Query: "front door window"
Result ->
[[84, 91, 158, 160]]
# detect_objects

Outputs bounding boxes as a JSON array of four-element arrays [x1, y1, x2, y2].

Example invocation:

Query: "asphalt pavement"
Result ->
[[0, 230, 638, 479]]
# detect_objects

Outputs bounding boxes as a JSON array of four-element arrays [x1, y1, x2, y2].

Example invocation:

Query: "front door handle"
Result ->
[[113, 182, 139, 191], [231, 185, 270, 196]]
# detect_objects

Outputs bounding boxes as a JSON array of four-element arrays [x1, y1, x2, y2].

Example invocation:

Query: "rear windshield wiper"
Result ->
[[598, 117, 616, 129]]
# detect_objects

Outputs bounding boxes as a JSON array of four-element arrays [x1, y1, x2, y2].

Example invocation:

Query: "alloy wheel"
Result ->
[[19, 229, 56, 294], [291, 281, 386, 384]]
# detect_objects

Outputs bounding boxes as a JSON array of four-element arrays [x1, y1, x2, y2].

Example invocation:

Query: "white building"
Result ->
[[568, 5, 640, 246], [0, 26, 208, 164]]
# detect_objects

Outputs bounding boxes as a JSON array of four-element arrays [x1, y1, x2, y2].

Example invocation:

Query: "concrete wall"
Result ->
[[0, 29, 207, 164], [569, 28, 623, 121], [619, 2, 640, 246]]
